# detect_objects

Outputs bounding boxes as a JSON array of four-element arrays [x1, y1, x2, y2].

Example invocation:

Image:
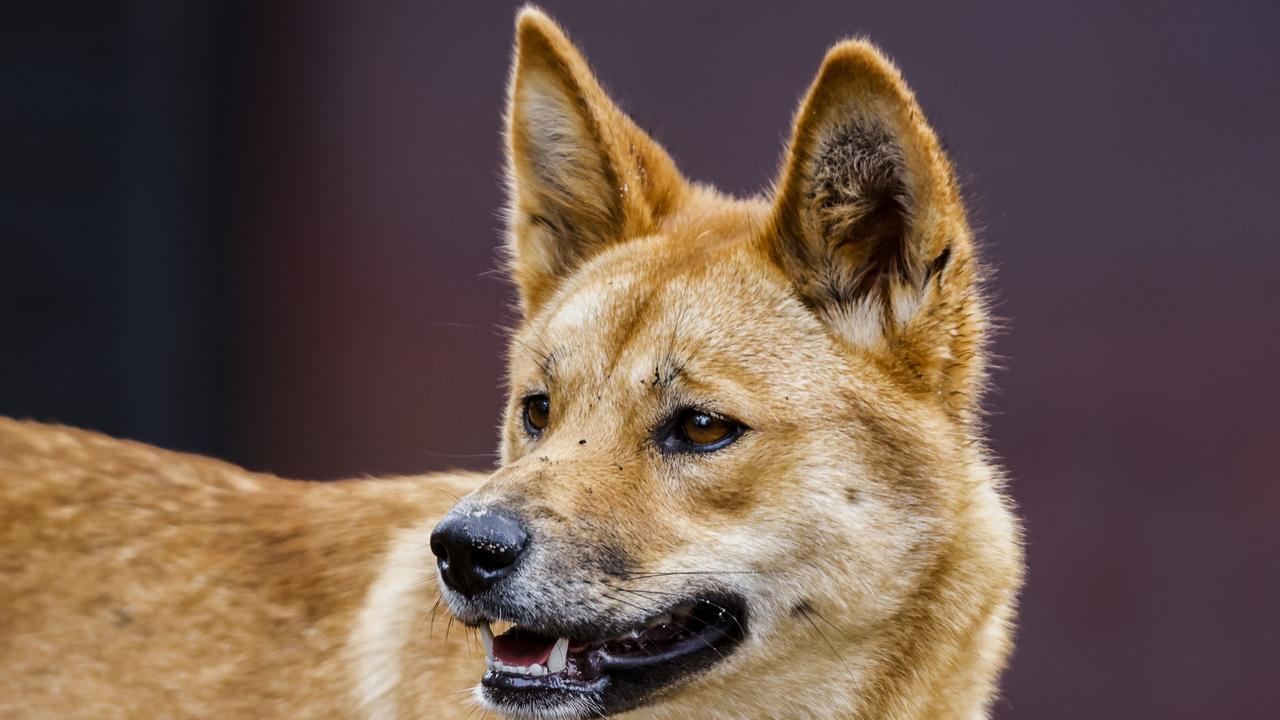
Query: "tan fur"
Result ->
[[0, 7, 1022, 719], [0, 419, 485, 718]]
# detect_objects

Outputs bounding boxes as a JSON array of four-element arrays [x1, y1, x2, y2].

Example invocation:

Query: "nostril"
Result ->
[[471, 544, 520, 574], [429, 538, 449, 562]]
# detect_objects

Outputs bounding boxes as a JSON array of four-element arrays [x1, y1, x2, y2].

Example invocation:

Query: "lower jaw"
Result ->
[[476, 598, 747, 717], [479, 673, 610, 720], [481, 670, 606, 694]]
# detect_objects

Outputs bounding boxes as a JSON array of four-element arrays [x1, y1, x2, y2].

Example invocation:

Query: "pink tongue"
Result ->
[[492, 628, 557, 666]]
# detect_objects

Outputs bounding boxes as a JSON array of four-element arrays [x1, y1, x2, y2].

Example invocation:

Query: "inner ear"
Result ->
[[766, 41, 955, 344], [809, 123, 914, 304], [511, 51, 623, 255]]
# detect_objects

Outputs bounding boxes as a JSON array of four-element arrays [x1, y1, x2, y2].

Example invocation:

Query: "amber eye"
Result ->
[[658, 408, 745, 454], [682, 412, 733, 445], [522, 394, 551, 436]]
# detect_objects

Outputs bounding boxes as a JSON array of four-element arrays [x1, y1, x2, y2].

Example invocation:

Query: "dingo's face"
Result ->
[[431, 10, 1017, 719]]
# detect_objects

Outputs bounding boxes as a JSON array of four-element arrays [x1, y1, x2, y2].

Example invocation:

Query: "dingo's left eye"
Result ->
[[657, 409, 745, 454], [522, 394, 551, 435]]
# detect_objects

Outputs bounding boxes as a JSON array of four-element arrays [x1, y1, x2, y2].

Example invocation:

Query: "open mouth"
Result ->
[[475, 595, 747, 717]]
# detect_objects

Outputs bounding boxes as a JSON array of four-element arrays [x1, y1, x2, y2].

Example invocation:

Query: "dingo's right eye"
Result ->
[[656, 408, 746, 454], [522, 394, 551, 435]]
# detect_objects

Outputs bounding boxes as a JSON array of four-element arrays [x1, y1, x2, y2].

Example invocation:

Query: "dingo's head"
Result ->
[[431, 8, 1019, 719]]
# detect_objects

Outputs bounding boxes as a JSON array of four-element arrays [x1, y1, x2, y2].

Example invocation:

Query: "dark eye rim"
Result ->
[[521, 393, 551, 436], [656, 407, 748, 454]]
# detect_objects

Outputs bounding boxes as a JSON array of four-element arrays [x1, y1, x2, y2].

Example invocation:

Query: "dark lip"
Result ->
[[479, 593, 748, 717]]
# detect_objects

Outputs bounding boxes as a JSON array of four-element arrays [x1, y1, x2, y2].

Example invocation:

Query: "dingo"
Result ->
[[1, 8, 1022, 719]]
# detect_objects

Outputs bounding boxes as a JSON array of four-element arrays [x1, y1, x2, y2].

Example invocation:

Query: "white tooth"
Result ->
[[530, 664, 547, 677], [480, 622, 494, 666], [548, 638, 568, 674]]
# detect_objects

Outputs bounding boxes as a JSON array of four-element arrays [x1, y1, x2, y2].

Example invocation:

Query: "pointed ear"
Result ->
[[766, 41, 986, 413], [505, 8, 687, 314]]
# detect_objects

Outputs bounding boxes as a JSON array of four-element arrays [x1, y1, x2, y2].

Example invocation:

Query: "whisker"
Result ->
[[621, 570, 764, 580], [605, 584, 748, 645], [605, 592, 737, 668], [420, 451, 501, 460], [805, 604, 842, 634], [796, 605, 857, 686], [423, 597, 442, 635], [601, 591, 651, 616], [597, 594, 663, 661], [429, 321, 486, 329], [508, 335, 552, 368]]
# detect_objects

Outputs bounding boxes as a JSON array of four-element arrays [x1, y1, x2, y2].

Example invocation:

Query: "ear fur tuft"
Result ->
[[767, 41, 965, 334]]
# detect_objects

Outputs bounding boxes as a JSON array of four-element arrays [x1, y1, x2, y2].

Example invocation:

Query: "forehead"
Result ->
[[517, 235, 838, 393]]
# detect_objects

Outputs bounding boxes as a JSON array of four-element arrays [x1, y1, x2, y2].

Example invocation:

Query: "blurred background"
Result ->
[[3, 1, 1277, 717]]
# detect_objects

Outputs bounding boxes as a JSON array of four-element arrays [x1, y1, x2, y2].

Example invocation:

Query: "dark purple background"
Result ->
[[3, 2, 1277, 717]]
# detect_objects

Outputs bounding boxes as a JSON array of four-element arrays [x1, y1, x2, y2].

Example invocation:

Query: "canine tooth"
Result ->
[[548, 637, 568, 674], [480, 622, 494, 666]]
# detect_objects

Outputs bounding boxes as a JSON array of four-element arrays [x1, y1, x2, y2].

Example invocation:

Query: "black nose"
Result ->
[[429, 508, 530, 597]]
